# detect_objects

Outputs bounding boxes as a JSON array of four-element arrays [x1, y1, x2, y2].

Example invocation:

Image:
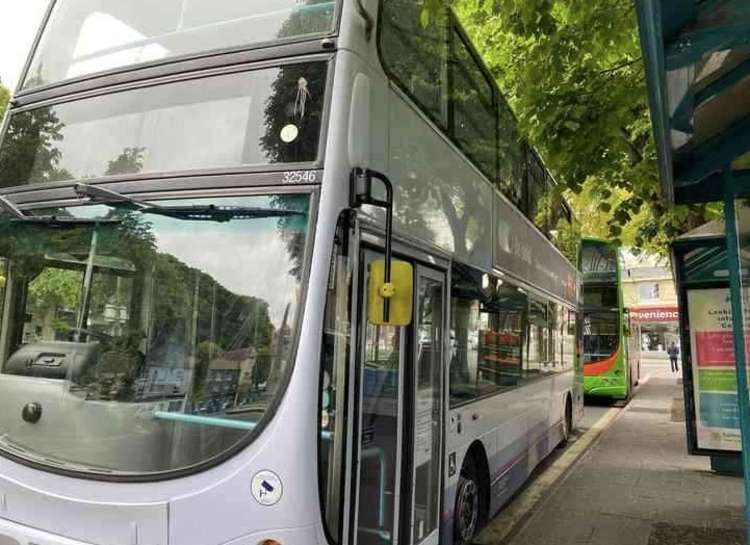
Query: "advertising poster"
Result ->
[[686, 288, 742, 452]]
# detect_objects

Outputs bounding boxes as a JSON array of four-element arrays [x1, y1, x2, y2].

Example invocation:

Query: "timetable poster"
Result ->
[[687, 288, 743, 452]]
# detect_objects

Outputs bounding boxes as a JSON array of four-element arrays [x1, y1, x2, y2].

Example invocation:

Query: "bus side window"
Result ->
[[481, 279, 525, 389], [449, 264, 528, 404], [524, 297, 548, 377], [380, 0, 449, 128], [548, 301, 558, 371], [563, 309, 577, 370], [497, 99, 524, 208], [449, 288, 480, 403], [449, 26, 498, 181]]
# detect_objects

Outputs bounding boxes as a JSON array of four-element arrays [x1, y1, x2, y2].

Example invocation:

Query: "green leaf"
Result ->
[[420, 7, 431, 28]]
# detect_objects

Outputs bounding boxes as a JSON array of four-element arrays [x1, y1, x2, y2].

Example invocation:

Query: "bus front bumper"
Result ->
[[584, 377, 627, 399]]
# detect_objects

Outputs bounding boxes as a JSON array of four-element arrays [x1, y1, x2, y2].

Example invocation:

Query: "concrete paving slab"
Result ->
[[647, 523, 744, 545]]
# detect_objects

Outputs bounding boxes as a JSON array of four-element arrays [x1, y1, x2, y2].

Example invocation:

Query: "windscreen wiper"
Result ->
[[74, 183, 305, 222], [0, 194, 120, 226]]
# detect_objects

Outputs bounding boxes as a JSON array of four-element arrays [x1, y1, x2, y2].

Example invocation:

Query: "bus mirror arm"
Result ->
[[350, 167, 395, 322]]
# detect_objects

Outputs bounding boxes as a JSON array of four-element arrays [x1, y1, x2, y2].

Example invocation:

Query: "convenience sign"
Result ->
[[630, 307, 679, 322]]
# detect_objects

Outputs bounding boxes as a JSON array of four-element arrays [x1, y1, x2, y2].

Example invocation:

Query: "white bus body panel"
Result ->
[[0, 58, 357, 545], [444, 371, 574, 522]]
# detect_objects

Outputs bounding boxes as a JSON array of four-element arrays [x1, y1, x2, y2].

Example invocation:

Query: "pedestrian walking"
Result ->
[[667, 342, 680, 373]]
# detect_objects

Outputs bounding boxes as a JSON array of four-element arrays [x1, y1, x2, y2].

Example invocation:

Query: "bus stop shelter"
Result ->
[[635, 0, 750, 539], [671, 221, 745, 469]]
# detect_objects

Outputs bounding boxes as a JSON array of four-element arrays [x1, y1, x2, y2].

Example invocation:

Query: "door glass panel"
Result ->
[[413, 274, 443, 543], [357, 285, 403, 545]]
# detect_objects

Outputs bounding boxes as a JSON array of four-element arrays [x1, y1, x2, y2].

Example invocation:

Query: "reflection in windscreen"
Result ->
[[24, 0, 337, 89], [581, 242, 617, 277], [583, 311, 620, 364], [0, 63, 326, 187], [0, 194, 309, 475]]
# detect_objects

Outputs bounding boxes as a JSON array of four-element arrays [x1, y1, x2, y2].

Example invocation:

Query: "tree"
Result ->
[[0, 105, 73, 185], [105, 146, 146, 176], [0, 83, 9, 121], [260, 62, 327, 164], [28, 268, 81, 339], [449, 0, 718, 254]]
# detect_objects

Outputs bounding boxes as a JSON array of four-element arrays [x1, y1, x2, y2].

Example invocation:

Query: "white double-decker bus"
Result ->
[[0, 1, 582, 545]]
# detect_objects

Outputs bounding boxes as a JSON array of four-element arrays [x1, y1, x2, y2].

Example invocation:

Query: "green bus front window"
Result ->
[[583, 311, 620, 364], [23, 0, 337, 89]]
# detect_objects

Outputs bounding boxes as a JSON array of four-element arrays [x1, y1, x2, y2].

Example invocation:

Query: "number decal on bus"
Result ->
[[282, 170, 318, 184]]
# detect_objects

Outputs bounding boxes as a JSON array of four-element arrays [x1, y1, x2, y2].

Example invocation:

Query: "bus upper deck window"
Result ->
[[23, 0, 338, 90]]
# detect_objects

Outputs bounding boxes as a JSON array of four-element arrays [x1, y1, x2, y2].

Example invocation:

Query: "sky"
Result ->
[[0, 0, 49, 91]]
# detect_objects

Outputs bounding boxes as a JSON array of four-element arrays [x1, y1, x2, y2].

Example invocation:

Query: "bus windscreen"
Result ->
[[23, 0, 337, 89], [583, 311, 620, 364], [580, 241, 617, 281], [0, 193, 310, 476]]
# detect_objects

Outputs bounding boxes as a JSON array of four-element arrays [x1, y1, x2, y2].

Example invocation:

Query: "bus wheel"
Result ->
[[455, 457, 481, 545], [560, 397, 573, 446]]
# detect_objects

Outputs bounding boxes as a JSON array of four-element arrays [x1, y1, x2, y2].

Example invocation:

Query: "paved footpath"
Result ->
[[497, 363, 746, 545]]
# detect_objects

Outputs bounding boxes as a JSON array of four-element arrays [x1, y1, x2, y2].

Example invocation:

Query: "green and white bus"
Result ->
[[581, 238, 639, 400], [0, 2, 582, 545]]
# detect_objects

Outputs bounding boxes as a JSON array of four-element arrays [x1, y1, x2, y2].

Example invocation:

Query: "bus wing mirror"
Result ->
[[368, 259, 413, 326]]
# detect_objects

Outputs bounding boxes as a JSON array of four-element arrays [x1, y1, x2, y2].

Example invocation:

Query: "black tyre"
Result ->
[[455, 456, 481, 545], [559, 397, 573, 447]]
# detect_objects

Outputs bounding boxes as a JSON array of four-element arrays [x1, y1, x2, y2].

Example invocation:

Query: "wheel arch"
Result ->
[[565, 390, 574, 430], [462, 440, 491, 524]]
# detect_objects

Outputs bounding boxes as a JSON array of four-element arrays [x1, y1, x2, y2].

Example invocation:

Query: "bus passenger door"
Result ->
[[352, 251, 445, 545], [409, 266, 445, 545], [353, 249, 408, 545]]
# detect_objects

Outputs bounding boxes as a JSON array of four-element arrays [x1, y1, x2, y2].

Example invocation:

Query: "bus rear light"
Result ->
[[260, 540, 282, 545]]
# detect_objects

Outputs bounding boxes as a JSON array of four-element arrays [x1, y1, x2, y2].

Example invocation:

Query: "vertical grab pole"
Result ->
[[378, 174, 394, 323], [722, 170, 750, 545]]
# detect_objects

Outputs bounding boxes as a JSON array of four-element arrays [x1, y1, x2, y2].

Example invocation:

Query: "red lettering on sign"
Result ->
[[630, 306, 679, 322]]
